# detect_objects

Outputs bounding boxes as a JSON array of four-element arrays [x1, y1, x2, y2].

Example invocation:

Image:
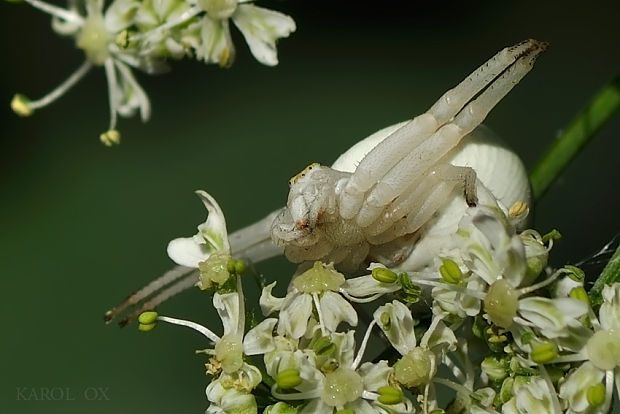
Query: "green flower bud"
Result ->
[[372, 267, 398, 283], [377, 386, 403, 405], [587, 383, 606, 407], [335, 410, 355, 414], [481, 355, 509, 382], [439, 259, 462, 284], [531, 342, 558, 364], [234, 259, 247, 275], [276, 368, 302, 389]]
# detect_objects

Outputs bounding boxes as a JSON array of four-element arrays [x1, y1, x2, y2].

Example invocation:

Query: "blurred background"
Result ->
[[1, 0, 619, 412]]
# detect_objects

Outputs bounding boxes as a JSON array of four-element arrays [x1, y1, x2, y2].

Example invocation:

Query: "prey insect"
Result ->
[[105, 39, 546, 325]]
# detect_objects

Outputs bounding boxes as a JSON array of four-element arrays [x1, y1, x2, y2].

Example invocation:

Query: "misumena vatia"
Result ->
[[106, 39, 545, 324]]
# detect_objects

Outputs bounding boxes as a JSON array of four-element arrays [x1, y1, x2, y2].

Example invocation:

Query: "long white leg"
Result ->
[[340, 39, 545, 221], [105, 211, 282, 324], [354, 40, 546, 225]]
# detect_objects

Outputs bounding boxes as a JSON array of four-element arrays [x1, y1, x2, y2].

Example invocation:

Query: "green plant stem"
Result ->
[[589, 243, 620, 306], [530, 74, 620, 200]]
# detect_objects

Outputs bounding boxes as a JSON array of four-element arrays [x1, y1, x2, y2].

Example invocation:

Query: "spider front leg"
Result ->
[[436, 163, 478, 207], [339, 39, 546, 229]]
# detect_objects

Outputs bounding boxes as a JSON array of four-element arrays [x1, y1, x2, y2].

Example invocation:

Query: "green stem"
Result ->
[[589, 243, 620, 306], [530, 74, 620, 200]]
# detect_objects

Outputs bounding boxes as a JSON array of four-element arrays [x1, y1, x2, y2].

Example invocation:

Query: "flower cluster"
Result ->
[[9, 0, 295, 144], [137, 190, 620, 413]]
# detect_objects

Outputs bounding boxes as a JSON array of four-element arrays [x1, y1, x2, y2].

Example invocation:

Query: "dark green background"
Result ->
[[1, 1, 619, 413]]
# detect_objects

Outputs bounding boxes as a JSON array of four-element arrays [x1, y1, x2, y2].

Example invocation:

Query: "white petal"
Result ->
[[331, 331, 356, 367], [243, 318, 277, 355], [232, 4, 295, 66], [167, 190, 230, 267], [518, 297, 587, 337], [299, 399, 331, 414], [213, 292, 241, 336], [343, 274, 399, 298], [198, 16, 235, 66], [373, 300, 416, 355], [113, 60, 151, 121], [259, 282, 285, 316], [559, 362, 605, 412], [358, 360, 391, 391], [600, 282, 620, 332], [195, 190, 230, 251], [319, 291, 358, 332], [105, 0, 139, 32], [167, 236, 209, 267], [420, 319, 457, 352], [278, 294, 312, 339]]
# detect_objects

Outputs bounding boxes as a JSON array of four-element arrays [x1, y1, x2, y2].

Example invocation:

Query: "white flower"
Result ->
[[267, 329, 414, 414], [262, 261, 358, 339], [373, 300, 456, 388], [137, 0, 296, 67], [190, 0, 296, 66], [168, 190, 230, 267], [502, 376, 559, 414], [14, 0, 157, 142]]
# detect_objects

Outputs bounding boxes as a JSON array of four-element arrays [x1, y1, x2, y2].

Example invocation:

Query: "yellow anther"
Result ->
[[569, 287, 590, 305], [115, 30, 130, 48], [276, 368, 302, 389], [218, 47, 232, 67], [372, 267, 398, 283], [439, 259, 462, 284], [377, 386, 403, 404], [137, 311, 158, 332], [138, 311, 159, 324], [531, 342, 558, 364], [11, 94, 33, 116], [288, 163, 319, 186], [100, 129, 121, 146], [508, 200, 528, 217], [587, 383, 606, 407]]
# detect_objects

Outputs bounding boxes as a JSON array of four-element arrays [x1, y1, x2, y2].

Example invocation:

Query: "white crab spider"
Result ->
[[269, 39, 544, 271], [105, 39, 544, 323]]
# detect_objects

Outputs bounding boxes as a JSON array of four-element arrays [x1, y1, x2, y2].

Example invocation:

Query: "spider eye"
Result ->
[[288, 162, 320, 186]]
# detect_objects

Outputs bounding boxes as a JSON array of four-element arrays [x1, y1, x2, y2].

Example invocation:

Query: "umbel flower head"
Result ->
[[9, 0, 295, 143], [126, 187, 620, 413]]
